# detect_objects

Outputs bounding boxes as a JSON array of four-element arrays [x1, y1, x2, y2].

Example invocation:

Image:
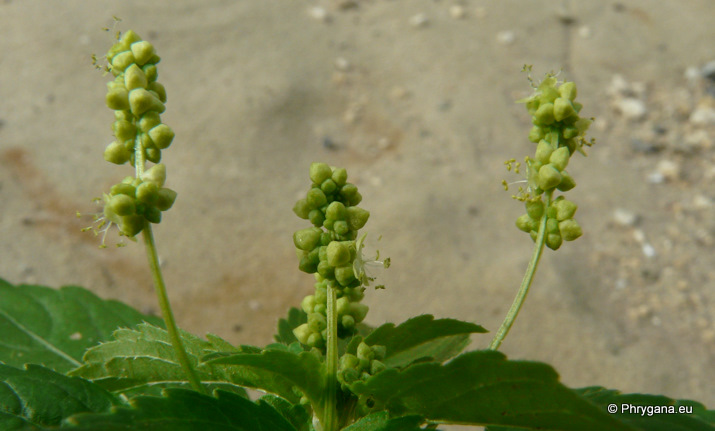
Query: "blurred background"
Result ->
[[1, 1, 713, 428]]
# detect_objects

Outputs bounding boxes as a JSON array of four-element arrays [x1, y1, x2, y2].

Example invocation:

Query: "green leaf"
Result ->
[[64, 389, 298, 431], [342, 412, 426, 431], [364, 315, 487, 368], [259, 395, 313, 431], [0, 363, 118, 430], [573, 386, 715, 431], [350, 350, 635, 431], [275, 307, 308, 345], [0, 278, 163, 373], [203, 349, 325, 406], [69, 323, 247, 398]]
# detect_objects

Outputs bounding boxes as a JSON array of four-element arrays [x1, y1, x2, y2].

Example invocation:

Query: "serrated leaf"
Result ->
[[260, 394, 313, 431], [342, 412, 426, 431], [0, 363, 118, 430], [574, 386, 715, 431], [69, 323, 247, 398], [364, 315, 487, 367], [275, 307, 308, 345], [0, 279, 163, 373], [64, 388, 297, 431], [350, 350, 635, 431], [204, 349, 324, 406]]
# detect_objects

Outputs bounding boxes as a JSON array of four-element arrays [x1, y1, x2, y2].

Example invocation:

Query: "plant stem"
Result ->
[[142, 219, 206, 394], [489, 192, 552, 351], [321, 284, 339, 431]]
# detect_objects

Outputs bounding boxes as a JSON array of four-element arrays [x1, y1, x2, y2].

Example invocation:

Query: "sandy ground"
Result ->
[[1, 1, 714, 428]]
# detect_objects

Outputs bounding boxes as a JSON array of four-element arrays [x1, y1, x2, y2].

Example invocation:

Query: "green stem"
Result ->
[[321, 284, 339, 431], [489, 192, 552, 351], [142, 223, 206, 394]]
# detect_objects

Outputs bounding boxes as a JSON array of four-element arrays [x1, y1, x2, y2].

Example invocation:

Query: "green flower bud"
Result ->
[[535, 140, 554, 164], [113, 120, 136, 142], [307, 332, 324, 348], [537, 164, 562, 190], [545, 232, 562, 250], [559, 81, 577, 101], [525, 198, 544, 219], [370, 360, 386, 375], [334, 220, 349, 235], [310, 162, 333, 185], [349, 192, 363, 206], [346, 207, 370, 231], [349, 302, 369, 323], [144, 206, 162, 224], [371, 345, 386, 360], [336, 296, 350, 316], [562, 126, 579, 139], [299, 255, 318, 273], [141, 163, 166, 187], [559, 219, 582, 241], [294, 227, 322, 251], [104, 141, 132, 165], [327, 241, 351, 267], [357, 342, 374, 361], [129, 88, 165, 116], [326, 201, 347, 221], [301, 295, 316, 314], [124, 64, 148, 90], [339, 367, 359, 386], [293, 198, 311, 219], [308, 312, 327, 332], [317, 260, 334, 278], [340, 353, 360, 370], [142, 64, 158, 82], [321, 178, 337, 195], [308, 209, 325, 227], [340, 183, 358, 200], [516, 214, 538, 233], [119, 214, 145, 237], [136, 181, 159, 205], [332, 167, 348, 186], [155, 188, 177, 211], [556, 171, 576, 191], [335, 265, 357, 286], [341, 314, 356, 330], [119, 30, 142, 49], [553, 97, 576, 122], [110, 182, 136, 197], [293, 323, 311, 345], [136, 112, 160, 132], [534, 102, 555, 125], [107, 194, 136, 217], [130, 40, 155, 66], [553, 198, 577, 221], [106, 86, 130, 111], [148, 124, 174, 149], [306, 188, 327, 208], [314, 303, 326, 315], [549, 146, 570, 171], [574, 117, 592, 134], [111, 50, 136, 73], [546, 217, 559, 234], [147, 81, 167, 103], [528, 125, 544, 143]]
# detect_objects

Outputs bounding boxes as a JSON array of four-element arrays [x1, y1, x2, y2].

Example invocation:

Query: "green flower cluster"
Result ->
[[97, 30, 177, 239], [515, 74, 593, 250], [292, 163, 372, 348], [337, 341, 386, 390]]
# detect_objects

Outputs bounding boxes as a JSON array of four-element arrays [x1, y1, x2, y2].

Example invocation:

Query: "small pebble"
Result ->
[[409, 13, 429, 27], [309, 6, 329, 22], [496, 30, 515, 45], [449, 5, 466, 19], [334, 57, 350, 71], [656, 159, 680, 181], [689, 106, 715, 126], [613, 208, 639, 227], [615, 97, 647, 120], [577, 26, 592, 38]]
